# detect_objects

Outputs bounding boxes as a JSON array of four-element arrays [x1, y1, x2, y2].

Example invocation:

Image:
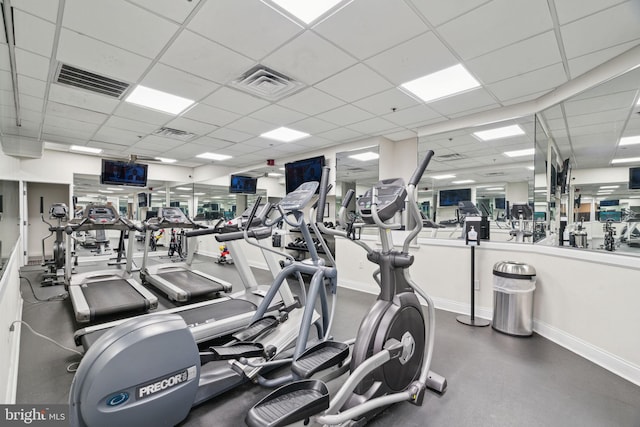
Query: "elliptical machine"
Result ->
[[246, 150, 445, 426], [41, 197, 73, 286]]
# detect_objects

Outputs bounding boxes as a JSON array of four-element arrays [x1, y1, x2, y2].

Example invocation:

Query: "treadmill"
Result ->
[[74, 203, 299, 351], [140, 207, 232, 302], [65, 204, 158, 323]]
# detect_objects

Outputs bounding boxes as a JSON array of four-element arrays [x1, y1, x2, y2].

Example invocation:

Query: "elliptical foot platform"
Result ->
[[292, 341, 349, 379]]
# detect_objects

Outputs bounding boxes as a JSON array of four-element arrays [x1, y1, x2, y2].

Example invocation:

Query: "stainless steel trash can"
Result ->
[[492, 261, 536, 336]]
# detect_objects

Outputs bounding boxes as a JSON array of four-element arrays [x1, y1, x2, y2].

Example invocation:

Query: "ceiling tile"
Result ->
[[183, 103, 241, 127], [113, 102, 173, 125], [41, 133, 85, 146], [46, 101, 107, 124], [278, 87, 345, 115], [314, 0, 428, 60], [243, 137, 282, 149], [429, 88, 498, 116], [288, 117, 338, 134], [382, 104, 442, 127], [208, 127, 253, 143], [0, 45, 9, 72], [127, 0, 201, 24], [15, 48, 50, 81], [48, 83, 120, 114], [317, 127, 365, 142], [188, 0, 301, 60], [160, 30, 255, 84], [487, 63, 567, 102], [408, 0, 491, 27], [12, 0, 59, 23], [467, 31, 562, 84], [14, 10, 56, 57], [346, 117, 396, 134], [201, 87, 269, 115], [554, 0, 628, 25], [44, 115, 99, 133], [437, 0, 553, 60], [316, 104, 373, 126], [165, 116, 218, 136], [191, 136, 234, 150], [102, 116, 159, 134], [565, 92, 635, 117], [140, 63, 219, 101], [19, 93, 44, 113], [568, 40, 639, 78], [561, 2, 640, 59], [384, 129, 417, 141], [365, 31, 458, 85], [133, 134, 183, 152], [314, 64, 393, 103], [567, 108, 630, 129], [262, 31, 356, 85], [93, 126, 143, 145], [57, 28, 151, 83], [17, 74, 47, 99], [226, 116, 275, 135], [250, 104, 308, 126], [63, 0, 179, 58], [158, 142, 211, 160], [352, 88, 419, 116]]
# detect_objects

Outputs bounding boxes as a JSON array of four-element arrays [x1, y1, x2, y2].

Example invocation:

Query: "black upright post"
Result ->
[[457, 219, 490, 327]]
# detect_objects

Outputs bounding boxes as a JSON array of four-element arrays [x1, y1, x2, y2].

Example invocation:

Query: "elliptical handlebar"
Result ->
[[409, 150, 434, 187], [244, 196, 263, 231], [316, 167, 331, 223]]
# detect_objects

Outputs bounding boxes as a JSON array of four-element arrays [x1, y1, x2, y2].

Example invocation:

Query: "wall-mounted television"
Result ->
[[229, 175, 257, 194], [495, 197, 505, 209], [439, 188, 471, 207], [599, 211, 622, 222], [285, 155, 325, 194], [100, 159, 148, 187], [599, 199, 619, 207], [137, 193, 148, 208], [629, 167, 640, 190]]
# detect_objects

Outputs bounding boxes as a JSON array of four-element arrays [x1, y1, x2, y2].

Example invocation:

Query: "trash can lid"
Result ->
[[493, 261, 536, 278]]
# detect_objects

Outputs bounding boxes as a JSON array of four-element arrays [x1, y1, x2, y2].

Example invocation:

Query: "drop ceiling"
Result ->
[[0, 0, 639, 181]]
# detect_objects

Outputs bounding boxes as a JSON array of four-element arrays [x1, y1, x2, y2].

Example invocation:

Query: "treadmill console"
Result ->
[[86, 204, 118, 224], [357, 178, 407, 224], [157, 207, 188, 224], [279, 182, 319, 213]]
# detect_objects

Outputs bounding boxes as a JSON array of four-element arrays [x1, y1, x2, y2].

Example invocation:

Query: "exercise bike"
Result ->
[[246, 151, 445, 426]]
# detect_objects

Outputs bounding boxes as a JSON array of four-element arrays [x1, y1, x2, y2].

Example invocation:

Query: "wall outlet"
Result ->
[[474, 280, 480, 290]]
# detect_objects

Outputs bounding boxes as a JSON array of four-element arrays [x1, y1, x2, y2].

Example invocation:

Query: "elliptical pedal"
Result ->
[[246, 379, 329, 427], [208, 342, 265, 361], [232, 316, 279, 342], [292, 341, 349, 379]]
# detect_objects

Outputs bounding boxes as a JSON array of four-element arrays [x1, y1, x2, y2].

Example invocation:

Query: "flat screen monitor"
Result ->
[[229, 175, 257, 194], [285, 156, 325, 194], [495, 197, 505, 209], [599, 211, 622, 222], [534, 211, 546, 221], [100, 159, 148, 187], [599, 199, 619, 207], [629, 167, 640, 190], [439, 188, 471, 207], [138, 193, 148, 208]]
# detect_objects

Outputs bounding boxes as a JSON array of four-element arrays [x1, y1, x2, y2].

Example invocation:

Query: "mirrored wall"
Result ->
[[0, 180, 20, 274], [335, 146, 380, 221]]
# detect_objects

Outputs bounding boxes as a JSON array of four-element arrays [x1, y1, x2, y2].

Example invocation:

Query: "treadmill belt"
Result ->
[[80, 299, 257, 350], [157, 270, 227, 297], [82, 279, 151, 319]]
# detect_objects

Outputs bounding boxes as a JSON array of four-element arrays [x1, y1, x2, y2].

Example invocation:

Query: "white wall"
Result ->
[[335, 236, 640, 386], [0, 242, 23, 403]]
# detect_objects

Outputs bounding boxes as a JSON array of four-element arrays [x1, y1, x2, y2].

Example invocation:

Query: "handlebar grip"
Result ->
[[409, 150, 435, 187], [215, 226, 271, 242], [245, 196, 262, 231], [316, 166, 331, 223], [342, 189, 355, 208], [65, 225, 74, 235], [40, 196, 44, 215], [185, 227, 218, 238]]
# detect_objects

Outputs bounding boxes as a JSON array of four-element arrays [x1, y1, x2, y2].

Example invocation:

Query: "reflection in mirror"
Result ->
[[336, 147, 379, 224], [536, 66, 640, 256], [0, 180, 20, 274], [417, 116, 535, 242]]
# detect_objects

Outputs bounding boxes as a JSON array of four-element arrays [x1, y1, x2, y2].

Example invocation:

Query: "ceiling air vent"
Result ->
[[436, 153, 465, 161], [153, 127, 196, 141], [55, 63, 130, 98], [230, 65, 304, 101]]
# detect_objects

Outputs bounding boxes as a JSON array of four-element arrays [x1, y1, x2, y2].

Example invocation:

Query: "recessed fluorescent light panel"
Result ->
[[125, 85, 194, 115], [600, 185, 619, 189], [619, 135, 640, 146], [260, 127, 310, 143], [503, 148, 535, 158], [263, 0, 350, 25], [176, 187, 191, 191], [485, 187, 504, 191], [196, 152, 232, 161], [70, 145, 102, 154], [400, 64, 480, 103], [155, 157, 177, 163], [473, 125, 525, 141], [611, 157, 640, 164], [268, 173, 283, 177], [452, 179, 475, 184], [431, 174, 456, 180], [349, 152, 379, 161]]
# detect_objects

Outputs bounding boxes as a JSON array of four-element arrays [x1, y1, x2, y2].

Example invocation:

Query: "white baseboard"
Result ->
[[533, 319, 640, 387], [338, 281, 640, 387]]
